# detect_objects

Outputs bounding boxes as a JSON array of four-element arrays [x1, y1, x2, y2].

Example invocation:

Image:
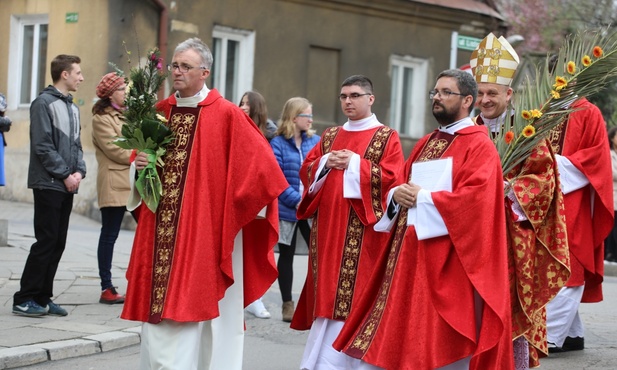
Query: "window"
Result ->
[[389, 56, 428, 138], [211, 26, 255, 104], [9, 14, 49, 108]]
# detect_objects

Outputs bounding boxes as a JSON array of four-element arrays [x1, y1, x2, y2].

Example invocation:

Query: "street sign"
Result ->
[[66, 12, 79, 23], [457, 35, 481, 51]]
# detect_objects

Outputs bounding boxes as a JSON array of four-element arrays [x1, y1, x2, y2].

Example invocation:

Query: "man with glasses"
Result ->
[[123, 37, 288, 369], [471, 33, 570, 369], [333, 69, 513, 369], [292, 75, 404, 369]]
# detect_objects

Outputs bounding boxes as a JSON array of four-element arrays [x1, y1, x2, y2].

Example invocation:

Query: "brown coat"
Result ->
[[92, 107, 132, 208]]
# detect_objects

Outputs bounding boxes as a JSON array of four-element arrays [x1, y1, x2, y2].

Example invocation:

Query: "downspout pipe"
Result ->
[[151, 0, 168, 100]]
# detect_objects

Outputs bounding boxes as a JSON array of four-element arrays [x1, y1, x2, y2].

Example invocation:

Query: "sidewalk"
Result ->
[[0, 200, 140, 369], [1, 199, 617, 369]]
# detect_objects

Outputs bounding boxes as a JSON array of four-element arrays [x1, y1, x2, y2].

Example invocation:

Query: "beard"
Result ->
[[432, 102, 458, 126]]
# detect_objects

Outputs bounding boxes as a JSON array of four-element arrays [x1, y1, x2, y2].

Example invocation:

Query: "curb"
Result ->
[[0, 327, 141, 369]]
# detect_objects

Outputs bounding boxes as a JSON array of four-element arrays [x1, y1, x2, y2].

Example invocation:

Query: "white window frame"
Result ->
[[389, 55, 428, 139], [8, 14, 49, 110], [211, 25, 255, 104]]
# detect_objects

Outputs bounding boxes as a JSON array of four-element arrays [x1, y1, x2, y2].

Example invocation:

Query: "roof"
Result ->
[[410, 0, 504, 20]]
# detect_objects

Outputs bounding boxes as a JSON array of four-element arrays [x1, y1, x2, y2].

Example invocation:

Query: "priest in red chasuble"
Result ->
[[333, 69, 513, 369], [470, 33, 570, 369], [291, 75, 404, 369], [545, 53, 613, 354], [121, 38, 287, 369]]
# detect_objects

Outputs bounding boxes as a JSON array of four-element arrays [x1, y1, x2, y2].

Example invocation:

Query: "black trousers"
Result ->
[[277, 219, 311, 303], [14, 189, 74, 306]]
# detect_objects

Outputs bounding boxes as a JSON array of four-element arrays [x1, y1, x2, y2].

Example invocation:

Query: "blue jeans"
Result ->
[[97, 206, 128, 290]]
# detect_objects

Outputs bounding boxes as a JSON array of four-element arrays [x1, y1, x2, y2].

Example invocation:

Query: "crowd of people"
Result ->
[[4, 30, 615, 369]]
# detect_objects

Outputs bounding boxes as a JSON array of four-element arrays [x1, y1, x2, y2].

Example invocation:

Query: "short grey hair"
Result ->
[[175, 37, 214, 70]]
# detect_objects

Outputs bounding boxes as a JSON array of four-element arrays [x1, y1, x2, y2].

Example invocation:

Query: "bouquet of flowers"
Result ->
[[494, 27, 617, 177], [111, 48, 174, 213]]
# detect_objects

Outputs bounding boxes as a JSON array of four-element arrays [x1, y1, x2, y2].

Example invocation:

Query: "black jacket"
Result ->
[[27, 86, 86, 193]]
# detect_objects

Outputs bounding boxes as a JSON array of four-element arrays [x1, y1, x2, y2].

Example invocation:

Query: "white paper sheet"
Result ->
[[407, 157, 452, 227]]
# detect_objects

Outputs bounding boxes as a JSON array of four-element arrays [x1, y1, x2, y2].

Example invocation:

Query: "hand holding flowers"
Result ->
[[111, 48, 174, 213]]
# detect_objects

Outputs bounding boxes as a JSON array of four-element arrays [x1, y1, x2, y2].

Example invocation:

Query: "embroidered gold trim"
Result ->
[[332, 126, 393, 319], [348, 208, 408, 352], [149, 109, 198, 319]]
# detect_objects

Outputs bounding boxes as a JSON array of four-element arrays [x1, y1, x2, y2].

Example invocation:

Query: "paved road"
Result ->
[[16, 275, 617, 369], [2, 199, 617, 369]]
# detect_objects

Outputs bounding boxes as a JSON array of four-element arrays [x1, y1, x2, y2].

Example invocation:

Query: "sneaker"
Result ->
[[12, 300, 47, 317], [45, 301, 68, 316], [100, 287, 125, 305], [246, 298, 271, 319]]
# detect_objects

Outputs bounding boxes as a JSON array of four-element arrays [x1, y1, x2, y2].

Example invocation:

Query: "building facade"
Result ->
[[0, 0, 506, 218]]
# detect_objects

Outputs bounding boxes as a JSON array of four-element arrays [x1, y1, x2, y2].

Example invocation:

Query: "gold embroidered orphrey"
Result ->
[[310, 126, 394, 321], [348, 130, 456, 352], [149, 106, 199, 322]]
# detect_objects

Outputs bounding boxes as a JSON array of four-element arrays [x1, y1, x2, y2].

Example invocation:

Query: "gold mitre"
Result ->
[[469, 33, 520, 86]]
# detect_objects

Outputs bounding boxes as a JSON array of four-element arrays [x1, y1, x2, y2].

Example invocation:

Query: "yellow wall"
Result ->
[[0, 0, 111, 215]]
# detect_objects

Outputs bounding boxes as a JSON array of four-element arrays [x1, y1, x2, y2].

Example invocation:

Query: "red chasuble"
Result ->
[[548, 98, 614, 302], [291, 125, 404, 330], [333, 126, 514, 369], [121, 89, 288, 323]]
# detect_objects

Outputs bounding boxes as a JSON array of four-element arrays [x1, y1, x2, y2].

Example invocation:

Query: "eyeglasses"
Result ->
[[428, 90, 467, 100], [167, 63, 207, 73], [339, 93, 371, 101], [297, 114, 313, 118]]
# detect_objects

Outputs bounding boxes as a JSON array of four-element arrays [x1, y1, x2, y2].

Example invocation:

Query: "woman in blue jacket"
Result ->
[[270, 97, 320, 322]]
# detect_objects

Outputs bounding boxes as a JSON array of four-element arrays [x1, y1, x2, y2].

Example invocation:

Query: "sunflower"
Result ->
[[567, 61, 576, 74], [551, 90, 561, 99], [593, 46, 604, 58], [531, 109, 543, 118], [521, 110, 532, 120], [522, 125, 536, 138], [553, 76, 568, 91], [582, 55, 592, 67]]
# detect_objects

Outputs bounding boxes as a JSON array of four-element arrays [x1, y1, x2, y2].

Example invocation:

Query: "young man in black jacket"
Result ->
[[13, 54, 86, 317]]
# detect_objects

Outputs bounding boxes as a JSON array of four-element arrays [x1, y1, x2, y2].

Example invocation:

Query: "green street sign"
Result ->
[[457, 35, 481, 51], [66, 12, 79, 23]]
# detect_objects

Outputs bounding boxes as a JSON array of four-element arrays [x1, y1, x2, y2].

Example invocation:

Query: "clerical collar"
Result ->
[[439, 117, 474, 134], [343, 113, 382, 131], [480, 111, 509, 133], [176, 85, 211, 107]]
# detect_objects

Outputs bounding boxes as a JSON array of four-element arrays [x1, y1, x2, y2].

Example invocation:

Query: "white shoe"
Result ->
[[246, 298, 271, 319]]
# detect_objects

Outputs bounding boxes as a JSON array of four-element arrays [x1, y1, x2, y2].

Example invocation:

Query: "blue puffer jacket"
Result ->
[[270, 132, 320, 221]]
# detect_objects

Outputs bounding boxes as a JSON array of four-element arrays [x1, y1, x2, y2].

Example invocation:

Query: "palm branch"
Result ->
[[494, 27, 617, 176]]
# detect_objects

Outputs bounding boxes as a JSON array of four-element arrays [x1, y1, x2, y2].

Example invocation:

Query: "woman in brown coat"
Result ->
[[91, 72, 132, 304]]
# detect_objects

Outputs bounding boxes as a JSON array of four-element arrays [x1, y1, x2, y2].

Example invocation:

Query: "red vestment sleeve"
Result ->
[[561, 99, 613, 301]]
